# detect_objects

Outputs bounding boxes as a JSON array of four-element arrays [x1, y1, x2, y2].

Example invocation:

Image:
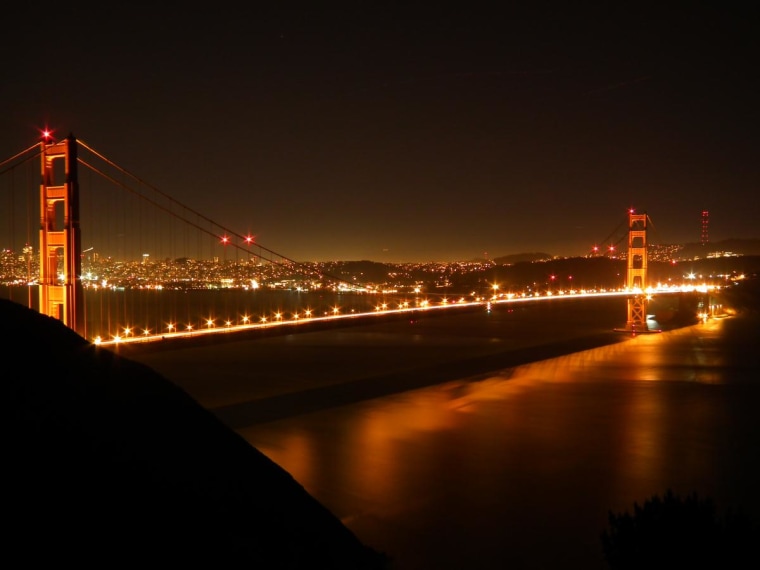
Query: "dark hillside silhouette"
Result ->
[[4, 298, 389, 568]]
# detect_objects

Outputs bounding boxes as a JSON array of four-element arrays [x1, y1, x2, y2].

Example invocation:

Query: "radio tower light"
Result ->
[[701, 210, 709, 245]]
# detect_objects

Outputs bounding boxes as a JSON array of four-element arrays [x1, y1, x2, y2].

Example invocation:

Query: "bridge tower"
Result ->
[[625, 210, 648, 332], [38, 133, 84, 336]]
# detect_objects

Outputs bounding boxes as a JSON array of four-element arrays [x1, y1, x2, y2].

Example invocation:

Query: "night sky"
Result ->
[[2, 4, 757, 262]]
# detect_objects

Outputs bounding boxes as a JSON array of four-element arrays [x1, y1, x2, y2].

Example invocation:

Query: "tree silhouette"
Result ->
[[600, 489, 754, 569]]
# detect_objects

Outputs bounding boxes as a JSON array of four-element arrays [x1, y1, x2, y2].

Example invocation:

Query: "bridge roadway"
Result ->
[[121, 295, 645, 424]]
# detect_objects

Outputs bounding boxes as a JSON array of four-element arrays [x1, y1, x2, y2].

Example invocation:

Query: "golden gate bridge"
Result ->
[[1, 133, 717, 345]]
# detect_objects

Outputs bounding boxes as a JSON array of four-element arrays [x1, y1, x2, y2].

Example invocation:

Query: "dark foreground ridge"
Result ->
[[4, 298, 389, 568]]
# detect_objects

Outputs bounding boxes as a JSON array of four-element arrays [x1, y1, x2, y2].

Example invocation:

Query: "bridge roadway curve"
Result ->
[[120, 296, 654, 429]]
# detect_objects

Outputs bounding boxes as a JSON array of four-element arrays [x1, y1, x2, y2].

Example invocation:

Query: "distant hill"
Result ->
[[492, 252, 554, 264], [325, 259, 396, 282], [487, 240, 760, 266], [675, 238, 760, 259]]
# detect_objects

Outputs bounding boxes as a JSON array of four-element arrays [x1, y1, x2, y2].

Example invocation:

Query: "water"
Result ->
[[124, 294, 760, 569], [236, 317, 760, 569]]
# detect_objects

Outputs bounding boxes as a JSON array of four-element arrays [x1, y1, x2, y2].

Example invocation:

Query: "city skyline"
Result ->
[[1, 4, 757, 263]]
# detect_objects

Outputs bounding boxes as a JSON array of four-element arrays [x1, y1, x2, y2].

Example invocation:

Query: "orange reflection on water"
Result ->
[[250, 430, 315, 487], [348, 389, 466, 505], [626, 320, 728, 384], [241, 318, 734, 531]]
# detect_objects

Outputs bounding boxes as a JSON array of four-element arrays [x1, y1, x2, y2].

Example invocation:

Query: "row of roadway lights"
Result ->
[[93, 288, 461, 345], [91, 273, 718, 344], [96, 280, 624, 345], [97, 293, 461, 344], [93, 304, 353, 344]]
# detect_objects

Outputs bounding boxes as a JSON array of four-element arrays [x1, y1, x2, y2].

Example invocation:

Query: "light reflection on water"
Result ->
[[239, 316, 760, 570]]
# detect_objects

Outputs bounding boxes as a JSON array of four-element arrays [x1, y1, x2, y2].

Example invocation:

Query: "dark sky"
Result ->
[[1, 3, 757, 262]]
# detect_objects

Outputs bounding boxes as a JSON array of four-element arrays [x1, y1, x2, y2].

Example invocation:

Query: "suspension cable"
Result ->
[[75, 142, 361, 289], [0, 143, 41, 176]]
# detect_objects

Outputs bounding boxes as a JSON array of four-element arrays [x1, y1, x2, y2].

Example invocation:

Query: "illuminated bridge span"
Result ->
[[90, 287, 717, 348], [1, 132, 719, 345]]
